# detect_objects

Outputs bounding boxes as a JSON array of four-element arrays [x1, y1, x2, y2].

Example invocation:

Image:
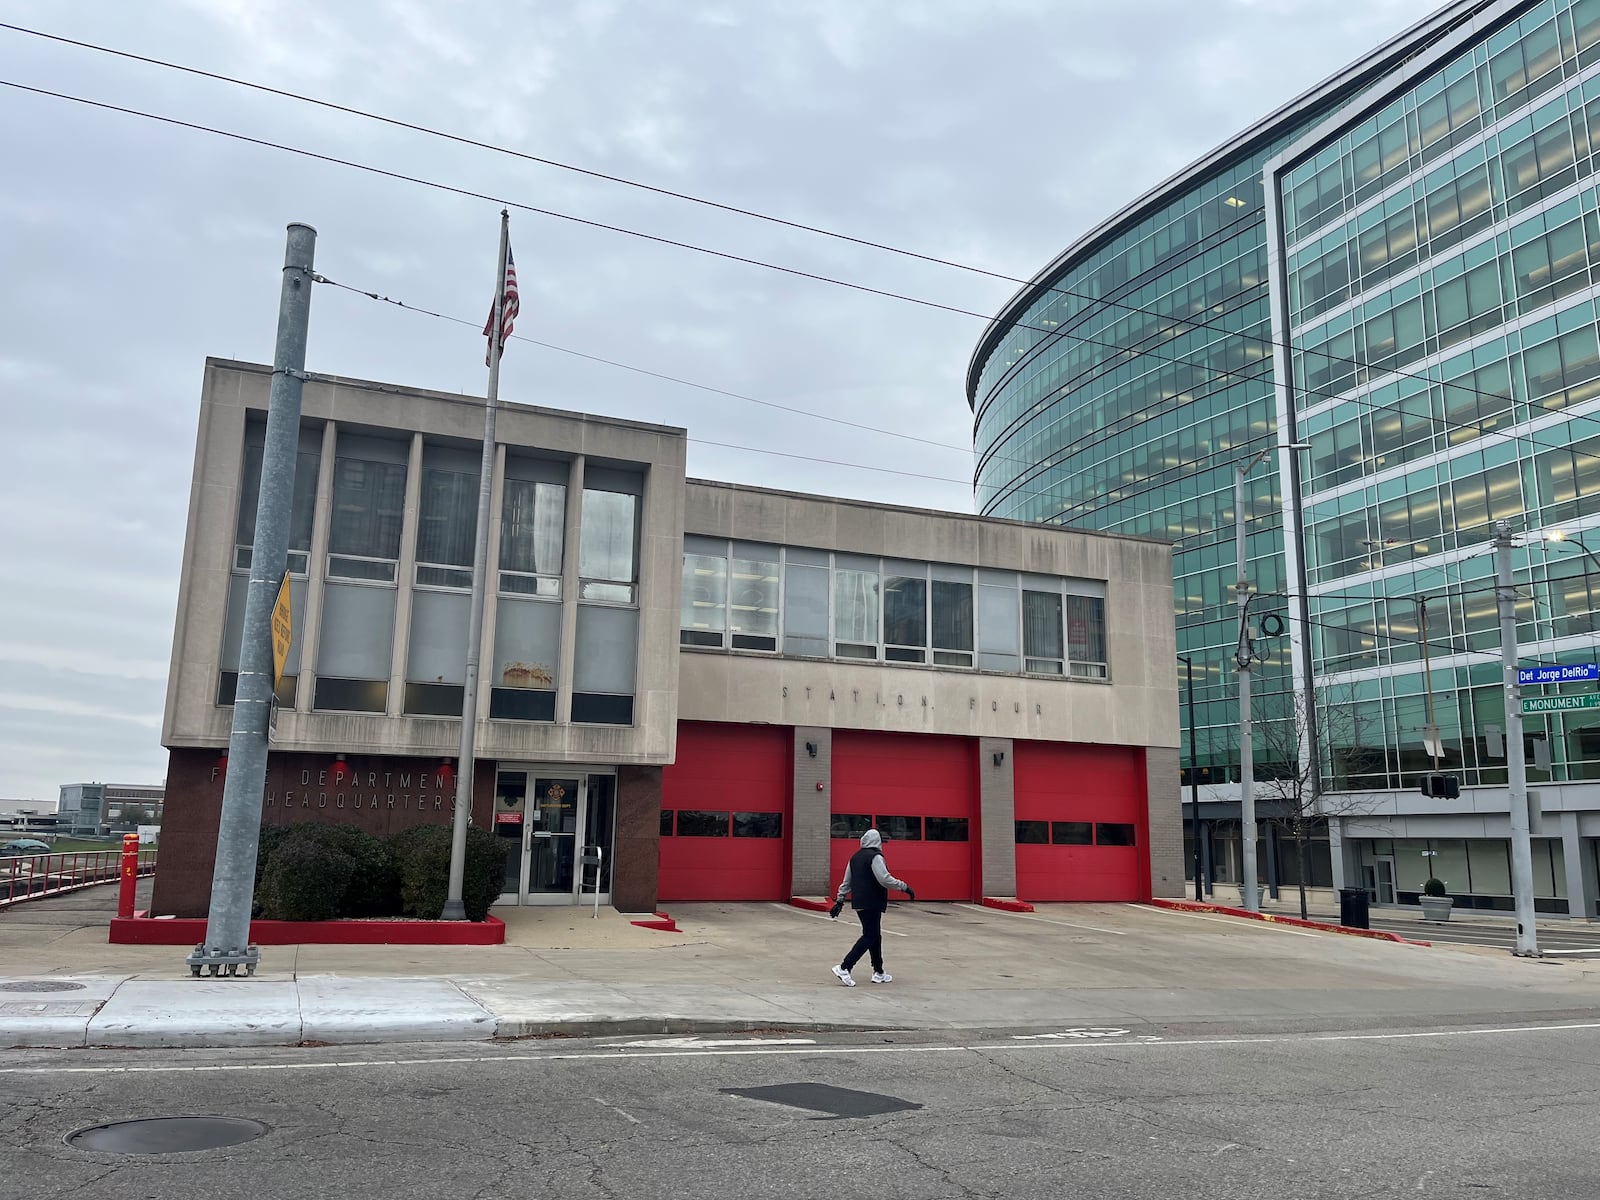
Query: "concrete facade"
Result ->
[[158, 360, 1182, 918]]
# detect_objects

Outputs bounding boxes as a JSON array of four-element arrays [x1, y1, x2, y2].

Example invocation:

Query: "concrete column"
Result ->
[[476, 443, 507, 718], [613, 765, 661, 914], [1328, 818, 1348, 893], [294, 421, 338, 711], [556, 455, 585, 724], [1144, 746, 1184, 898], [978, 737, 1015, 898], [792, 727, 832, 896], [1560, 810, 1597, 919], [386, 432, 425, 716]]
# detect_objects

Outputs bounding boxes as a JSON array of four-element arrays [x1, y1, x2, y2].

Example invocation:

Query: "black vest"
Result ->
[[848, 847, 889, 913]]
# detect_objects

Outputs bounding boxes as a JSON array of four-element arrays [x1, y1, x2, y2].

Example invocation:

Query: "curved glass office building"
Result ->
[[970, 0, 1600, 916]]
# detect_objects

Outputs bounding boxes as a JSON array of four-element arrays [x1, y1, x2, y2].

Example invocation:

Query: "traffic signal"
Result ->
[[1420, 773, 1460, 799]]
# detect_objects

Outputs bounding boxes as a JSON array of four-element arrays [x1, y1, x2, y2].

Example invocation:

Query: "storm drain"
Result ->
[[721, 1083, 922, 1120], [66, 1117, 270, 1154], [0, 981, 85, 993]]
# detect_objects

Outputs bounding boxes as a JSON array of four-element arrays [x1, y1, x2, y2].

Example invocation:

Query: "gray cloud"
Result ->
[[0, 0, 1433, 799]]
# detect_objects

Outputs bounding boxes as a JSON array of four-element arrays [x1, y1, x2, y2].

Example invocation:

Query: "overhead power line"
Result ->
[[0, 17, 1563, 431]]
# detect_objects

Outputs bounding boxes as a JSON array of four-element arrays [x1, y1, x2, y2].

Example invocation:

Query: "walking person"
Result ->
[[830, 827, 914, 985]]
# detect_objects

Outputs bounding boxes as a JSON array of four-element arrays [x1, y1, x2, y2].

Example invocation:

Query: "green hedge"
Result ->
[[251, 821, 504, 922]]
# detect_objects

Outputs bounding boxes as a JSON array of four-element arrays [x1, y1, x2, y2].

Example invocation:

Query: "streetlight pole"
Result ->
[[1493, 521, 1539, 957], [1178, 654, 1204, 901]]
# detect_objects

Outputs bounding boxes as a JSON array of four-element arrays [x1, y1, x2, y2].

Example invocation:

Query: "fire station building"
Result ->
[[154, 359, 1182, 916]]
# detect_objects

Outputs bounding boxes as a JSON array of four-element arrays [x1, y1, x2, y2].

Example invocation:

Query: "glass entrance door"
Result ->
[[494, 768, 617, 905], [1362, 855, 1397, 906]]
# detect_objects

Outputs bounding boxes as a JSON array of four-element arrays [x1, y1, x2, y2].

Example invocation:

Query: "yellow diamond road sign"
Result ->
[[271, 571, 292, 689]]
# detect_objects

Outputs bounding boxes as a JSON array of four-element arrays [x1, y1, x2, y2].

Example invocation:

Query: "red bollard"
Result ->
[[118, 833, 140, 919]]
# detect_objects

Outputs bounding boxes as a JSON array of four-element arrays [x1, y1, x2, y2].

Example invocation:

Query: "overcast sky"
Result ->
[[0, 0, 1434, 801]]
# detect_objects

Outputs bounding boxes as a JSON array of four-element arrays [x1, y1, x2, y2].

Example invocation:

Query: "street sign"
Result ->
[[1518, 663, 1598, 685], [270, 571, 293, 688], [1521, 693, 1600, 714]]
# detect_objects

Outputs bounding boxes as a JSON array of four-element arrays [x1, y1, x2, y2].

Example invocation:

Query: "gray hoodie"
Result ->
[[834, 828, 907, 902]]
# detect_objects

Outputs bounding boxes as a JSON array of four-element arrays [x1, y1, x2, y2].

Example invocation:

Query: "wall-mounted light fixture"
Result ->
[[992, 751, 1005, 767], [805, 741, 818, 758]]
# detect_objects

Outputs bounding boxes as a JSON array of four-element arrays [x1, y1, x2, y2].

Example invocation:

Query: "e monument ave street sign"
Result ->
[[1521, 693, 1600, 715]]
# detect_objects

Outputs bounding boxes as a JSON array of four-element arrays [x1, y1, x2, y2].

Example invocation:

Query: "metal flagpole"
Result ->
[[442, 210, 510, 920], [187, 223, 316, 974]]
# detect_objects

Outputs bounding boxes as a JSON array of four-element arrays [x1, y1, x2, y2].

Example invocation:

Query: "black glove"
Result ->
[[904, 887, 916, 902], [829, 901, 843, 919]]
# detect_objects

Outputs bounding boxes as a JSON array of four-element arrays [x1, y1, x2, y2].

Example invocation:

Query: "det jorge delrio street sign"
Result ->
[[1522, 693, 1600, 714], [1518, 662, 1599, 685]]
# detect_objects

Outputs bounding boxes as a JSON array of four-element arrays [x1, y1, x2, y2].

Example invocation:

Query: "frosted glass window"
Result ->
[[493, 596, 561, 690], [977, 583, 1019, 672], [681, 553, 727, 637], [579, 489, 637, 601], [833, 567, 880, 657], [407, 590, 470, 684], [316, 582, 396, 680], [783, 563, 829, 657], [575, 606, 638, 694], [729, 556, 779, 643]]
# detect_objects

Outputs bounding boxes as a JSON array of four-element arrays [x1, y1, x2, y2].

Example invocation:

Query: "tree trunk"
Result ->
[[1297, 833, 1311, 921]]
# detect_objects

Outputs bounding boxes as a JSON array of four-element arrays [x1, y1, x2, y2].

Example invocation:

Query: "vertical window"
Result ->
[[499, 477, 565, 595], [782, 557, 830, 657], [415, 449, 479, 589], [1023, 590, 1064, 674], [328, 439, 407, 580], [729, 551, 779, 650], [883, 569, 927, 662], [977, 578, 1020, 672], [578, 489, 637, 602], [1067, 595, 1108, 679], [833, 560, 880, 659], [680, 551, 728, 646], [931, 578, 974, 667], [235, 423, 320, 574]]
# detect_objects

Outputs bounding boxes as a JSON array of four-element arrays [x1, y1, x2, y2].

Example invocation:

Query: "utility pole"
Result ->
[[1493, 521, 1539, 956], [188, 223, 316, 977], [442, 210, 511, 920], [1178, 655, 1205, 901], [1234, 453, 1266, 913]]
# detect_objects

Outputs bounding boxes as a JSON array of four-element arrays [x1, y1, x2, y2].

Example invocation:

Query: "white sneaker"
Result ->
[[871, 972, 892, 984], [831, 965, 856, 987]]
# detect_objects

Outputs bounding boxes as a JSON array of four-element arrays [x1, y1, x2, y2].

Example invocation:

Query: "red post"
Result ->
[[118, 833, 140, 919]]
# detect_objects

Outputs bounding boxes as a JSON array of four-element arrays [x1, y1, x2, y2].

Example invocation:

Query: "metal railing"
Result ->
[[0, 848, 158, 908]]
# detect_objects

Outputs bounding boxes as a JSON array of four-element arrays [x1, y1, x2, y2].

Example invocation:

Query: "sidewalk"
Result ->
[[3, 884, 1597, 1051]]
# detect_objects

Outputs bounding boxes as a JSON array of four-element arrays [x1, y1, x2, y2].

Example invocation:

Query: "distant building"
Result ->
[[0, 798, 62, 837], [57, 783, 164, 835]]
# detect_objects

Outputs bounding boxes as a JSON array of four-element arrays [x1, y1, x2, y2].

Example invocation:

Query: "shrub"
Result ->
[[1422, 877, 1447, 897], [252, 824, 296, 916], [289, 823, 401, 917], [391, 824, 508, 921], [259, 835, 354, 921]]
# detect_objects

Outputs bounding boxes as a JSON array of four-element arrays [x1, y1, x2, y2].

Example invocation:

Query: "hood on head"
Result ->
[[860, 828, 882, 849]]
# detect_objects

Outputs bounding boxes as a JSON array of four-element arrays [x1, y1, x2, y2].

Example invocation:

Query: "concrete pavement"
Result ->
[[2, 883, 1597, 1049]]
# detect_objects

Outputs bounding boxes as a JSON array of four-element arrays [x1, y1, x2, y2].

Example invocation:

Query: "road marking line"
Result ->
[[593, 1097, 642, 1124], [6, 1020, 1600, 1074], [954, 904, 1127, 936], [1131, 905, 1323, 937], [1538, 948, 1600, 955], [770, 904, 906, 936]]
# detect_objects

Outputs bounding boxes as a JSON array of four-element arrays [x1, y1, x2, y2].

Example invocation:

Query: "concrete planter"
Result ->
[[1418, 895, 1453, 921]]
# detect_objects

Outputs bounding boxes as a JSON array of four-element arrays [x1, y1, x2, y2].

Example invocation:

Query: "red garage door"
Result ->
[[659, 722, 790, 902], [1014, 742, 1147, 902], [830, 731, 976, 902]]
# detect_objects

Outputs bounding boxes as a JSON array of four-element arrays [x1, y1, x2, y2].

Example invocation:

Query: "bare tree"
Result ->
[[1252, 683, 1379, 920]]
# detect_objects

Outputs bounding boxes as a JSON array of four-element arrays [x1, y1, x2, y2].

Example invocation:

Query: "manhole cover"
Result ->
[[66, 1117, 270, 1154], [721, 1083, 921, 1120], [0, 981, 85, 993]]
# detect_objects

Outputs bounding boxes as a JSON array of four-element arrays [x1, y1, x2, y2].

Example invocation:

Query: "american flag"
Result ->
[[483, 245, 519, 366]]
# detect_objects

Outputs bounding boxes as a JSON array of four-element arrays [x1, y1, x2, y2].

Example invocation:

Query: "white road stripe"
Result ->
[[1537, 948, 1600, 955], [770, 903, 907, 935], [5, 1020, 1600, 1075], [953, 904, 1127, 936], [1130, 904, 1324, 937], [593, 1097, 642, 1124]]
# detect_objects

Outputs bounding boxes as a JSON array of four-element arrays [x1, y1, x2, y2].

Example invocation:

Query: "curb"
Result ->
[[108, 914, 506, 946], [1148, 898, 1431, 946], [789, 897, 833, 913], [981, 896, 1035, 913], [629, 911, 679, 932]]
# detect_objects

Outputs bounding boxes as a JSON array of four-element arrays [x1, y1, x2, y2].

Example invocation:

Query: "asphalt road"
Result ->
[[7, 1017, 1600, 1200], [1367, 915, 1600, 957]]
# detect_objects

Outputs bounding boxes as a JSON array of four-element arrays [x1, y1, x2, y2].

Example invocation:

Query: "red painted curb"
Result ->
[[789, 897, 833, 913], [981, 896, 1036, 913], [108, 914, 506, 946], [1147, 898, 1430, 946], [630, 910, 678, 932]]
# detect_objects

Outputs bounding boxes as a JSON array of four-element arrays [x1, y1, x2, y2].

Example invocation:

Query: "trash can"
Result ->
[[1338, 886, 1370, 930]]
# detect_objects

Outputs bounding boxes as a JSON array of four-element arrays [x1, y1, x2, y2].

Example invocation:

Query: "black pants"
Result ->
[[841, 907, 884, 974]]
